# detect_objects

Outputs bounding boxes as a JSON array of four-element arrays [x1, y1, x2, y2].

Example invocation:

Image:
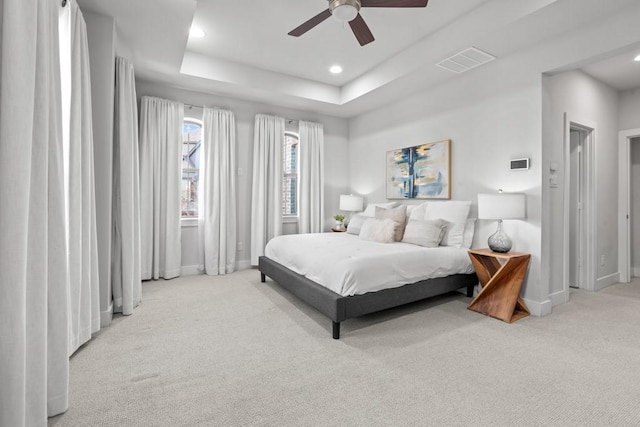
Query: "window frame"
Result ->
[[282, 131, 299, 220], [181, 117, 202, 222]]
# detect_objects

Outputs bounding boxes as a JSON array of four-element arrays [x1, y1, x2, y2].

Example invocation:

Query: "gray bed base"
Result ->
[[259, 255, 478, 339]]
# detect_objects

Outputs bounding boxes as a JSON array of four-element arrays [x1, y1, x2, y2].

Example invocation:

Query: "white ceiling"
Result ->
[[76, 0, 640, 118]]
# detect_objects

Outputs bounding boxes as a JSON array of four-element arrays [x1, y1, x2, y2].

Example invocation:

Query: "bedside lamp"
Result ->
[[477, 191, 525, 253], [339, 194, 363, 227]]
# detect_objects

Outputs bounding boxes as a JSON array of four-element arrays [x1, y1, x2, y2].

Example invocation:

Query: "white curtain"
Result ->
[[63, 1, 101, 355], [0, 0, 70, 423], [139, 96, 183, 280], [112, 57, 141, 313], [199, 108, 237, 275], [250, 114, 284, 265], [298, 121, 325, 234]]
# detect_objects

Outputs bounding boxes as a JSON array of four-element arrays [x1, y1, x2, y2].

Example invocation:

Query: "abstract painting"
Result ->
[[386, 139, 451, 199]]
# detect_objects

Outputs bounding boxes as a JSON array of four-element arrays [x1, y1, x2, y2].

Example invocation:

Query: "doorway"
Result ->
[[569, 128, 586, 288], [618, 128, 640, 283], [563, 114, 596, 298]]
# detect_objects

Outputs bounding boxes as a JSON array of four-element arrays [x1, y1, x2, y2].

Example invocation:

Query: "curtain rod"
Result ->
[[182, 104, 300, 124]]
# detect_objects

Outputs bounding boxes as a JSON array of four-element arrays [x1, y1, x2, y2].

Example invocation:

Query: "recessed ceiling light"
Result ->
[[634, 54, 640, 62], [329, 65, 343, 74], [190, 26, 205, 38]]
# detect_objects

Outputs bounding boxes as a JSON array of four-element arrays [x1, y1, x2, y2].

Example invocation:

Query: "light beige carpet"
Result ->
[[49, 271, 640, 426]]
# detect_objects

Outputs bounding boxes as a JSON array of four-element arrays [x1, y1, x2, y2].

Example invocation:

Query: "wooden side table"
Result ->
[[467, 248, 531, 323]]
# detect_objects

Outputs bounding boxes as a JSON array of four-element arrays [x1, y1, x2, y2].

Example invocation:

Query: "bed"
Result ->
[[259, 231, 478, 339]]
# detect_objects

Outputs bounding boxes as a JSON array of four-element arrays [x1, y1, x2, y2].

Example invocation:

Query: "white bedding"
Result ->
[[264, 233, 474, 297]]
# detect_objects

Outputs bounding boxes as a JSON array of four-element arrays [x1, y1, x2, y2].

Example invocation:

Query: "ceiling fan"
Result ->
[[288, 0, 429, 46]]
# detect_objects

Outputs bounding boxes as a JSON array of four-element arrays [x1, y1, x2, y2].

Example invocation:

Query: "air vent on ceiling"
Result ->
[[436, 47, 496, 74]]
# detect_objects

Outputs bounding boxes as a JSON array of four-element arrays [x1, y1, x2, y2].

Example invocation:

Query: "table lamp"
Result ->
[[477, 191, 525, 253], [339, 194, 363, 227]]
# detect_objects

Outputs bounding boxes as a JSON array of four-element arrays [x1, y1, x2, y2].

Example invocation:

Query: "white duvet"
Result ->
[[264, 233, 474, 296]]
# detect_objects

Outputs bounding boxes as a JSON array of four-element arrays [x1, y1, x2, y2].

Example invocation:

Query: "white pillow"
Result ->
[[374, 205, 407, 242], [362, 201, 398, 217], [407, 202, 428, 221], [359, 218, 396, 243], [346, 214, 367, 235], [401, 219, 446, 248], [424, 201, 471, 247], [462, 218, 477, 249]]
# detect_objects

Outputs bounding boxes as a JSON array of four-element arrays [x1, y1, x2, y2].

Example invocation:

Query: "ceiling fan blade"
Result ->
[[288, 9, 332, 37], [361, 0, 428, 7], [349, 14, 375, 46]]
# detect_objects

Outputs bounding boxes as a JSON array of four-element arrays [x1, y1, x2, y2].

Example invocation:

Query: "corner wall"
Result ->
[[542, 70, 620, 299]]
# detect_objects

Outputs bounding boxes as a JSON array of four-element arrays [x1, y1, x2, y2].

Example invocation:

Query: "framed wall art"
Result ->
[[386, 139, 451, 200]]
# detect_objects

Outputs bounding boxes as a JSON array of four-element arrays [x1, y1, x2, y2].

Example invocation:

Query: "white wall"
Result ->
[[135, 80, 350, 272], [619, 88, 640, 130], [349, 55, 544, 311], [542, 70, 621, 296], [84, 11, 115, 326]]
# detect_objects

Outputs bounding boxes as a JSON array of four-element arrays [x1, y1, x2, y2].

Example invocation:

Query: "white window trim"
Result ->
[[283, 131, 299, 218], [181, 217, 198, 227], [182, 117, 202, 220]]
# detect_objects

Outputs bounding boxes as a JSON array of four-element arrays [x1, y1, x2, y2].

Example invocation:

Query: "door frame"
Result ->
[[618, 128, 640, 283], [563, 113, 597, 297], [568, 128, 585, 289]]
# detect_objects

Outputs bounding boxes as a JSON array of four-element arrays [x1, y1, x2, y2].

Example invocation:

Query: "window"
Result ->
[[282, 132, 299, 216], [181, 119, 201, 218]]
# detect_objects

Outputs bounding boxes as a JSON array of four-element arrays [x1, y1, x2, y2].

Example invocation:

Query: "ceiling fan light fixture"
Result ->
[[330, 0, 361, 23]]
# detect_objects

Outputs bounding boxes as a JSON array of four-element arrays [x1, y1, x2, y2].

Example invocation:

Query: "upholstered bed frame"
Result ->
[[259, 255, 478, 339]]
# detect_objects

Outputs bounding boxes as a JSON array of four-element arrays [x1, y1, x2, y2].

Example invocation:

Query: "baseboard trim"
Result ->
[[549, 289, 569, 307], [181, 260, 252, 276], [236, 260, 252, 271], [100, 303, 113, 328], [181, 265, 203, 276], [523, 297, 553, 317], [595, 272, 620, 291]]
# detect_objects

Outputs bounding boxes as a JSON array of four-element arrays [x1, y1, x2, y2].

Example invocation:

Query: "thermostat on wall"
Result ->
[[510, 158, 530, 171]]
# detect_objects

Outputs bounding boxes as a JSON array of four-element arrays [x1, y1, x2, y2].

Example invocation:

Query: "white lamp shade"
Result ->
[[339, 194, 363, 212], [477, 193, 525, 220]]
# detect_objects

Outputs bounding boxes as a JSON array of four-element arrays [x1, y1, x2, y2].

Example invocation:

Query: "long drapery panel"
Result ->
[[139, 96, 183, 280], [298, 121, 325, 234], [0, 0, 70, 423], [64, 1, 101, 354], [112, 57, 141, 313], [199, 108, 238, 275], [250, 114, 284, 265]]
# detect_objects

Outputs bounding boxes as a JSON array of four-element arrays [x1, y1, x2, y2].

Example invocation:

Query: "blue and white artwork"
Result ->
[[386, 139, 451, 199]]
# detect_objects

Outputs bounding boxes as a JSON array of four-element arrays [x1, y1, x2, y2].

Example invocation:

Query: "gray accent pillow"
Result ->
[[346, 214, 367, 235], [401, 219, 446, 247]]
